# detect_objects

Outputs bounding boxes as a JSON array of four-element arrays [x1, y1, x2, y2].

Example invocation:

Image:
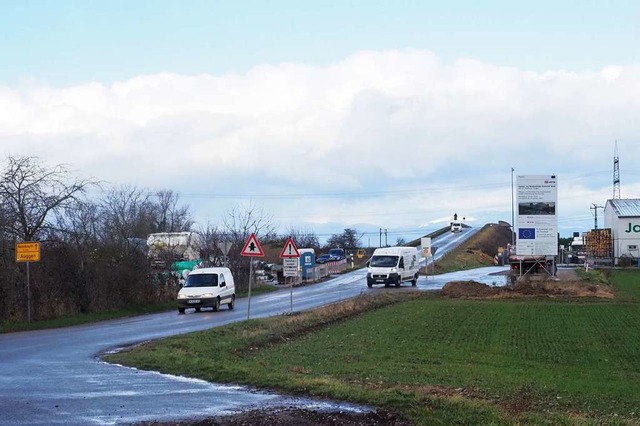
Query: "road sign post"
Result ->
[[217, 240, 232, 266], [279, 237, 300, 313], [16, 242, 41, 323], [240, 233, 265, 319]]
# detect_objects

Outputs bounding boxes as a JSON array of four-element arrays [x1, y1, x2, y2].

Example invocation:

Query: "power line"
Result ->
[[175, 182, 509, 200]]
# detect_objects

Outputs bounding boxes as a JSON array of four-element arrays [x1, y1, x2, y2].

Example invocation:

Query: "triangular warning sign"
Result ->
[[279, 236, 300, 258], [241, 233, 265, 257]]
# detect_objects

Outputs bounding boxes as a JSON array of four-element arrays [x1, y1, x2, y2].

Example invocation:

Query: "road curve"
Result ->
[[0, 227, 508, 425]]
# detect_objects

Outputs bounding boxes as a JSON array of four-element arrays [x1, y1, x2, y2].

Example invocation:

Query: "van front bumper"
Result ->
[[367, 272, 399, 285], [177, 297, 216, 309]]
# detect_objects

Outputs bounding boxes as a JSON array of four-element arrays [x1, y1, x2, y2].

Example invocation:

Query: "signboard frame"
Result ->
[[16, 242, 41, 262], [516, 174, 558, 256]]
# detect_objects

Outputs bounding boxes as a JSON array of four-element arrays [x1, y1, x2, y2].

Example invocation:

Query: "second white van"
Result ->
[[366, 247, 420, 287], [177, 267, 236, 314]]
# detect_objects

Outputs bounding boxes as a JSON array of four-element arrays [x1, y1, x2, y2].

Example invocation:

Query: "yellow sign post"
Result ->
[[16, 242, 40, 323], [16, 242, 41, 262]]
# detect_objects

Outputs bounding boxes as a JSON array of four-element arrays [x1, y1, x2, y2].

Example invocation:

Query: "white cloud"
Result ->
[[1, 49, 639, 236]]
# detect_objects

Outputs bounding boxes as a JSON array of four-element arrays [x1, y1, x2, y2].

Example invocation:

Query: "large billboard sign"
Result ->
[[516, 175, 558, 256]]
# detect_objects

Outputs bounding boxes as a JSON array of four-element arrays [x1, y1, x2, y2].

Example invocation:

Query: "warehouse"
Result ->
[[603, 199, 640, 265]]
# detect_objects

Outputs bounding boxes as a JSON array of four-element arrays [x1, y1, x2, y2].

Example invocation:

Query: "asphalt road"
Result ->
[[0, 228, 509, 425]]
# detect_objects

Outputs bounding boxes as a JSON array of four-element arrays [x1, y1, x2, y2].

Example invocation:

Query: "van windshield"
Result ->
[[184, 273, 218, 287], [370, 255, 399, 267]]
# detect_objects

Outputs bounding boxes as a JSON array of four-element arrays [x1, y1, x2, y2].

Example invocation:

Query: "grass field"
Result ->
[[105, 270, 640, 425]]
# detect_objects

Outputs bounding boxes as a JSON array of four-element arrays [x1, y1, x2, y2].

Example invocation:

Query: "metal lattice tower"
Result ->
[[613, 141, 620, 199]]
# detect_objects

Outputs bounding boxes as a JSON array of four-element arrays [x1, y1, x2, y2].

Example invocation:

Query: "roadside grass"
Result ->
[[105, 270, 640, 425], [0, 283, 278, 334], [576, 267, 609, 285], [0, 302, 177, 334]]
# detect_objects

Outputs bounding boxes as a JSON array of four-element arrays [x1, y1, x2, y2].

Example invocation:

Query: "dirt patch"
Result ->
[[137, 407, 412, 426], [441, 280, 501, 298], [441, 269, 614, 299]]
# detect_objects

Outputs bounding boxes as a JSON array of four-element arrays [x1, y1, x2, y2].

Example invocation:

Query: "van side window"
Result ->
[[399, 258, 404, 268], [219, 274, 226, 287]]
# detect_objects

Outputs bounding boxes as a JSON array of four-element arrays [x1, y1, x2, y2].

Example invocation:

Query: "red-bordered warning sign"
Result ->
[[279, 236, 300, 258], [241, 233, 265, 257]]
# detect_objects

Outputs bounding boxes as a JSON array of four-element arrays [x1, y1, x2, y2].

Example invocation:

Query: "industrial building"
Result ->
[[603, 199, 640, 264]]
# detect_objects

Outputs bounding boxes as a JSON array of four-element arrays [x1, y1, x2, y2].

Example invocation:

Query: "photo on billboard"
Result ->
[[518, 202, 556, 216]]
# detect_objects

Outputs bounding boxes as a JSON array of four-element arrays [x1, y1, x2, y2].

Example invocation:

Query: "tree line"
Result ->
[[0, 156, 361, 323]]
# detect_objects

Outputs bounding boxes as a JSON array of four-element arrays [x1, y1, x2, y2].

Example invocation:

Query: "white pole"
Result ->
[[511, 168, 515, 247], [247, 259, 253, 320]]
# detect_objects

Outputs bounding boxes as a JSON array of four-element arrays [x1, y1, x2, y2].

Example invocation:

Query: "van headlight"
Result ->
[[202, 293, 214, 298], [367, 268, 373, 274], [391, 268, 397, 273], [177, 294, 188, 299]]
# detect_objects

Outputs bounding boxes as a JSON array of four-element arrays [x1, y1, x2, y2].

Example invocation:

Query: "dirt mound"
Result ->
[[441, 281, 501, 298], [441, 277, 614, 299]]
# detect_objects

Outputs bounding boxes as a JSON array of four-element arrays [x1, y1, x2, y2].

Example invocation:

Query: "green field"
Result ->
[[105, 270, 640, 425]]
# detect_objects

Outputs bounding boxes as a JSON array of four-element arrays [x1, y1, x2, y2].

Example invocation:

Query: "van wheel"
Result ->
[[395, 276, 401, 287], [212, 297, 220, 312], [178, 308, 185, 314], [228, 295, 235, 310], [367, 282, 372, 288], [411, 274, 418, 286]]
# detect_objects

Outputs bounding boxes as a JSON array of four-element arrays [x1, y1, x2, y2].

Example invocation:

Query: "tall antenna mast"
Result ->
[[613, 141, 620, 199]]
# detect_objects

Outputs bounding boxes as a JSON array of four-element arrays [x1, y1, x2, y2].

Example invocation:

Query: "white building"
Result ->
[[603, 199, 640, 261]]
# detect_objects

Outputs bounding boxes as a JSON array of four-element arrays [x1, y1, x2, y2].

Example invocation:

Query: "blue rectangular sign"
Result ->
[[518, 228, 536, 239]]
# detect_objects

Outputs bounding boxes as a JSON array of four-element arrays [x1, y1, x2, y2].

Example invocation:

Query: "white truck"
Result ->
[[147, 232, 203, 261], [366, 246, 420, 287]]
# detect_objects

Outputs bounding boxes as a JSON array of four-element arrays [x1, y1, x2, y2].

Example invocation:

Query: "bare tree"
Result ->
[[151, 190, 194, 233], [326, 228, 362, 250], [287, 226, 320, 250], [99, 185, 154, 244], [0, 156, 96, 241], [222, 202, 276, 289], [223, 202, 276, 244], [196, 221, 225, 266]]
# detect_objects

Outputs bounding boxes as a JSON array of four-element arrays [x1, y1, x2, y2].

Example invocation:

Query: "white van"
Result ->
[[366, 247, 420, 287], [177, 267, 235, 314]]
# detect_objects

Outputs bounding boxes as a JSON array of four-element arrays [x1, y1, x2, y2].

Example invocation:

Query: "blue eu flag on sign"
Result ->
[[519, 228, 536, 239]]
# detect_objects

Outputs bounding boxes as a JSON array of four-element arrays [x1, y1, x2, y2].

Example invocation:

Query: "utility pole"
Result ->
[[511, 168, 515, 246], [591, 204, 604, 230], [384, 229, 388, 247], [379, 228, 382, 248]]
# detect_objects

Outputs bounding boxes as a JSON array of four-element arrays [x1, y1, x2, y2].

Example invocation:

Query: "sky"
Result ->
[[1, 0, 639, 244]]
